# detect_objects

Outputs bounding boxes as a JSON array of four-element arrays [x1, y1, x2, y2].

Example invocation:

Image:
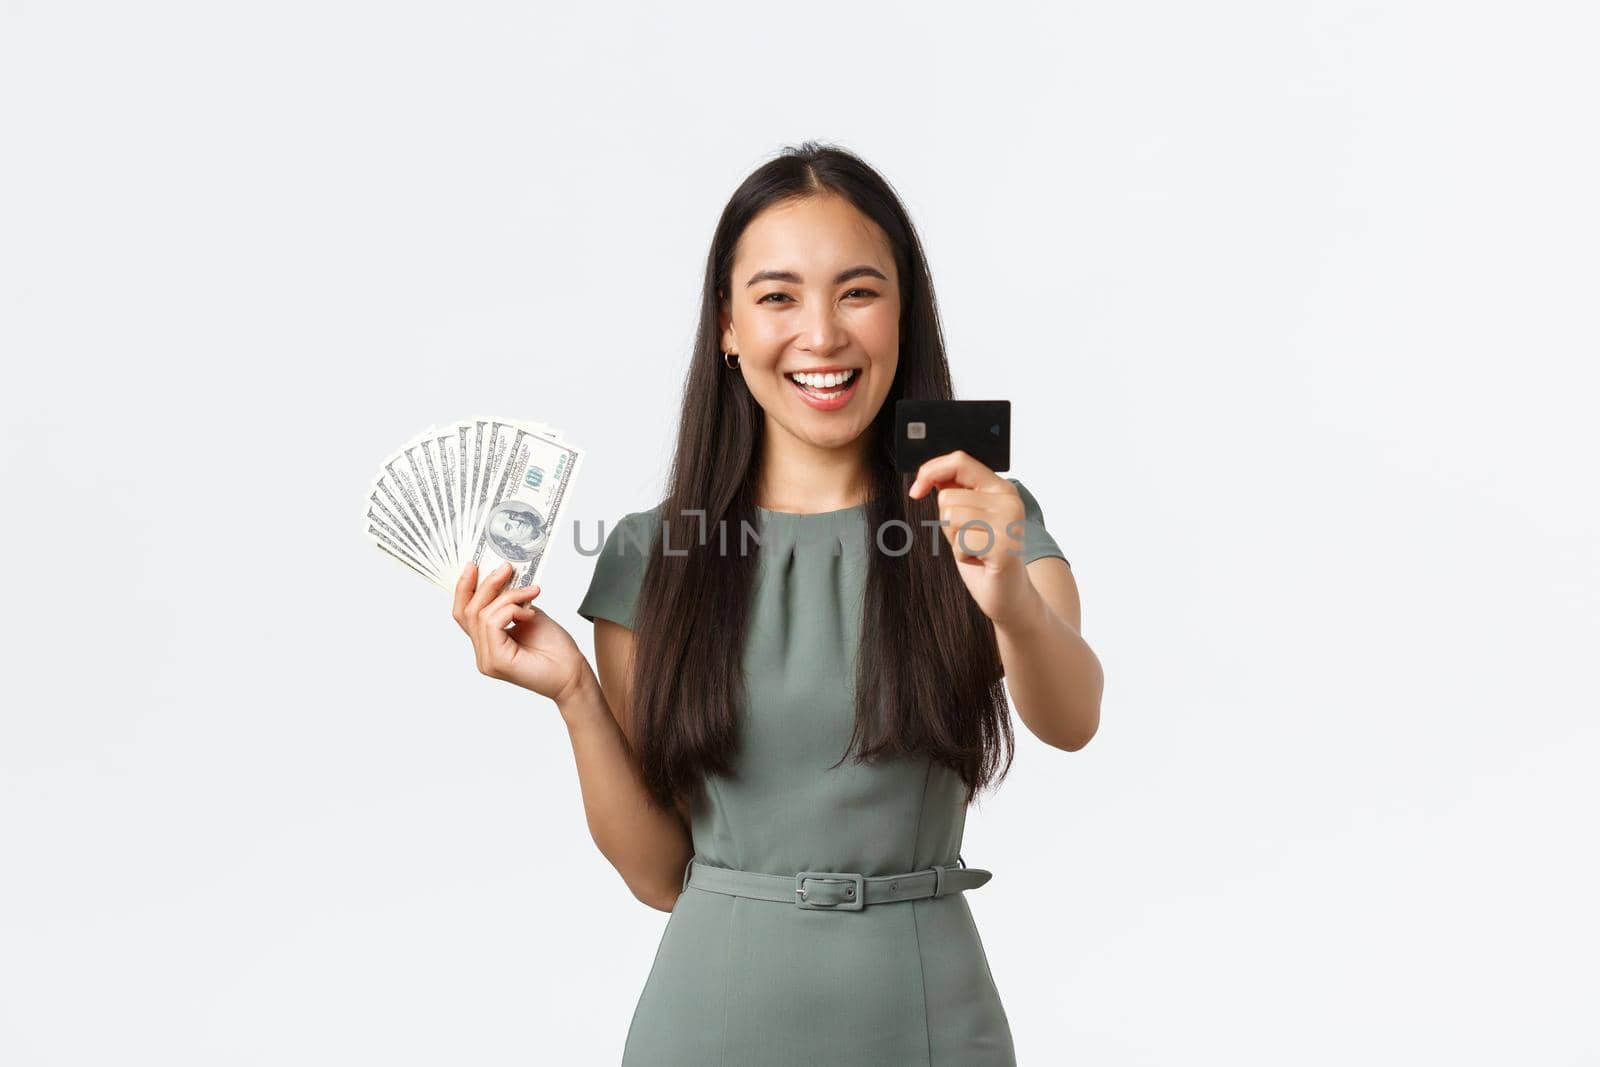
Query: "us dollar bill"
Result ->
[[465, 416, 583, 591], [363, 417, 582, 593]]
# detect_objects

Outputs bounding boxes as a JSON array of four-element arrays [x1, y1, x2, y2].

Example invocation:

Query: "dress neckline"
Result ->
[[755, 502, 868, 520]]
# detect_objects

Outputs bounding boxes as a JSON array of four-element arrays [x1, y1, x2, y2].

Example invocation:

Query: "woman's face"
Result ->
[[720, 194, 901, 452]]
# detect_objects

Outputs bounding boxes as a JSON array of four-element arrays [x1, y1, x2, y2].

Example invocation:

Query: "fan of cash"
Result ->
[[361, 416, 584, 593]]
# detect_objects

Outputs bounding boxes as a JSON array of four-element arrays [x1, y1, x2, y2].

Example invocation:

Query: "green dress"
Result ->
[[577, 478, 1068, 1066]]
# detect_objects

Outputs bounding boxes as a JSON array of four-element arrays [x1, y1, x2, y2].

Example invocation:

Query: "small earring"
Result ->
[[723, 351, 740, 370]]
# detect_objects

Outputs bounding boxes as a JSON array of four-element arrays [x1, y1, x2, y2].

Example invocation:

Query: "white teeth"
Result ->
[[787, 369, 858, 390]]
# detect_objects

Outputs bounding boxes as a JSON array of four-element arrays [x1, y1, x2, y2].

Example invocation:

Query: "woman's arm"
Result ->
[[994, 556, 1103, 751], [557, 619, 695, 912], [905, 451, 1104, 753]]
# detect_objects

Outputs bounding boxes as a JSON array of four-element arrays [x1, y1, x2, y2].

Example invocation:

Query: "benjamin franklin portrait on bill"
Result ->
[[485, 501, 546, 562]]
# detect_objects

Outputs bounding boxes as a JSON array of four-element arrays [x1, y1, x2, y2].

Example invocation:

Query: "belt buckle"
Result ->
[[794, 870, 865, 911]]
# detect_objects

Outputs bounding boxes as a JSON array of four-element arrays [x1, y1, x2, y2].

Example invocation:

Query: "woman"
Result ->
[[453, 142, 1103, 1065]]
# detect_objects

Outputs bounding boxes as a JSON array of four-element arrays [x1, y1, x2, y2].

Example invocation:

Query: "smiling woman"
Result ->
[[720, 193, 906, 461], [459, 140, 1100, 1066], [581, 142, 1098, 1066]]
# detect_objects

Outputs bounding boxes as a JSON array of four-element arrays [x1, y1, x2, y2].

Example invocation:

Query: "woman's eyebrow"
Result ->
[[745, 265, 888, 287]]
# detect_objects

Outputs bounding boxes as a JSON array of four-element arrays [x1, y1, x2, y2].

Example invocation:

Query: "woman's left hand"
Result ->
[[908, 450, 1040, 628]]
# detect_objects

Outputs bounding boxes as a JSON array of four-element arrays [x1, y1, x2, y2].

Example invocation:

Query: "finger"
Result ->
[[932, 488, 992, 515], [489, 583, 542, 612], [948, 515, 1007, 559], [484, 583, 540, 625], [467, 562, 515, 616], [490, 603, 539, 630], [452, 561, 478, 630], [488, 589, 539, 624], [908, 450, 1004, 499], [478, 582, 538, 633], [479, 604, 535, 676], [937, 489, 1022, 544], [473, 603, 511, 674]]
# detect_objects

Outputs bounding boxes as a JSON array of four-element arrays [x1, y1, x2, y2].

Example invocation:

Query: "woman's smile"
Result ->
[[785, 366, 863, 411]]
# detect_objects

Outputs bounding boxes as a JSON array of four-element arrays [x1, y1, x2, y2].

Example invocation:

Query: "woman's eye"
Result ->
[[759, 289, 876, 304]]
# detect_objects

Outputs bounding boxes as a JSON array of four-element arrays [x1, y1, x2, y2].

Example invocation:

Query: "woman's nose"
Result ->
[[797, 305, 847, 350]]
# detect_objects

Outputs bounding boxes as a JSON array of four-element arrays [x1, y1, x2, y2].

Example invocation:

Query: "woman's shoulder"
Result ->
[[1003, 475, 1045, 513], [1001, 476, 1069, 566], [578, 502, 667, 628], [597, 503, 666, 554]]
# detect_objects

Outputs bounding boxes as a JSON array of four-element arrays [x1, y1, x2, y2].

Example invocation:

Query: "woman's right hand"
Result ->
[[452, 561, 591, 705]]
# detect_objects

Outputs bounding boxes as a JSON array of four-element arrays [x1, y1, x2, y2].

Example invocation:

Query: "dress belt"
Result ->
[[680, 855, 993, 911]]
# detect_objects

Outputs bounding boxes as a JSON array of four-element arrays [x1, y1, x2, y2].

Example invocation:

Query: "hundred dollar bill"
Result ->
[[379, 436, 452, 576], [365, 514, 450, 589], [449, 420, 474, 564], [364, 417, 581, 593], [461, 414, 567, 561], [465, 417, 583, 591], [419, 426, 461, 567], [361, 470, 447, 587]]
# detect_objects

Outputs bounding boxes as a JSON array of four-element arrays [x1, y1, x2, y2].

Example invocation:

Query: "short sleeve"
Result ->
[[1006, 477, 1069, 566], [577, 511, 655, 629]]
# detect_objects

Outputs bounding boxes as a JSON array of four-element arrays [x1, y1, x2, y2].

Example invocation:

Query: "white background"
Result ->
[[3, 2, 1597, 1064]]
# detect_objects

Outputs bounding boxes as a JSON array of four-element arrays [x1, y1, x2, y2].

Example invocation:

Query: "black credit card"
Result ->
[[894, 399, 1011, 474]]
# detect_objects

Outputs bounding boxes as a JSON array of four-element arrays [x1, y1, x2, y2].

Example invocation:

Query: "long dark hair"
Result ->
[[628, 141, 1014, 812]]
